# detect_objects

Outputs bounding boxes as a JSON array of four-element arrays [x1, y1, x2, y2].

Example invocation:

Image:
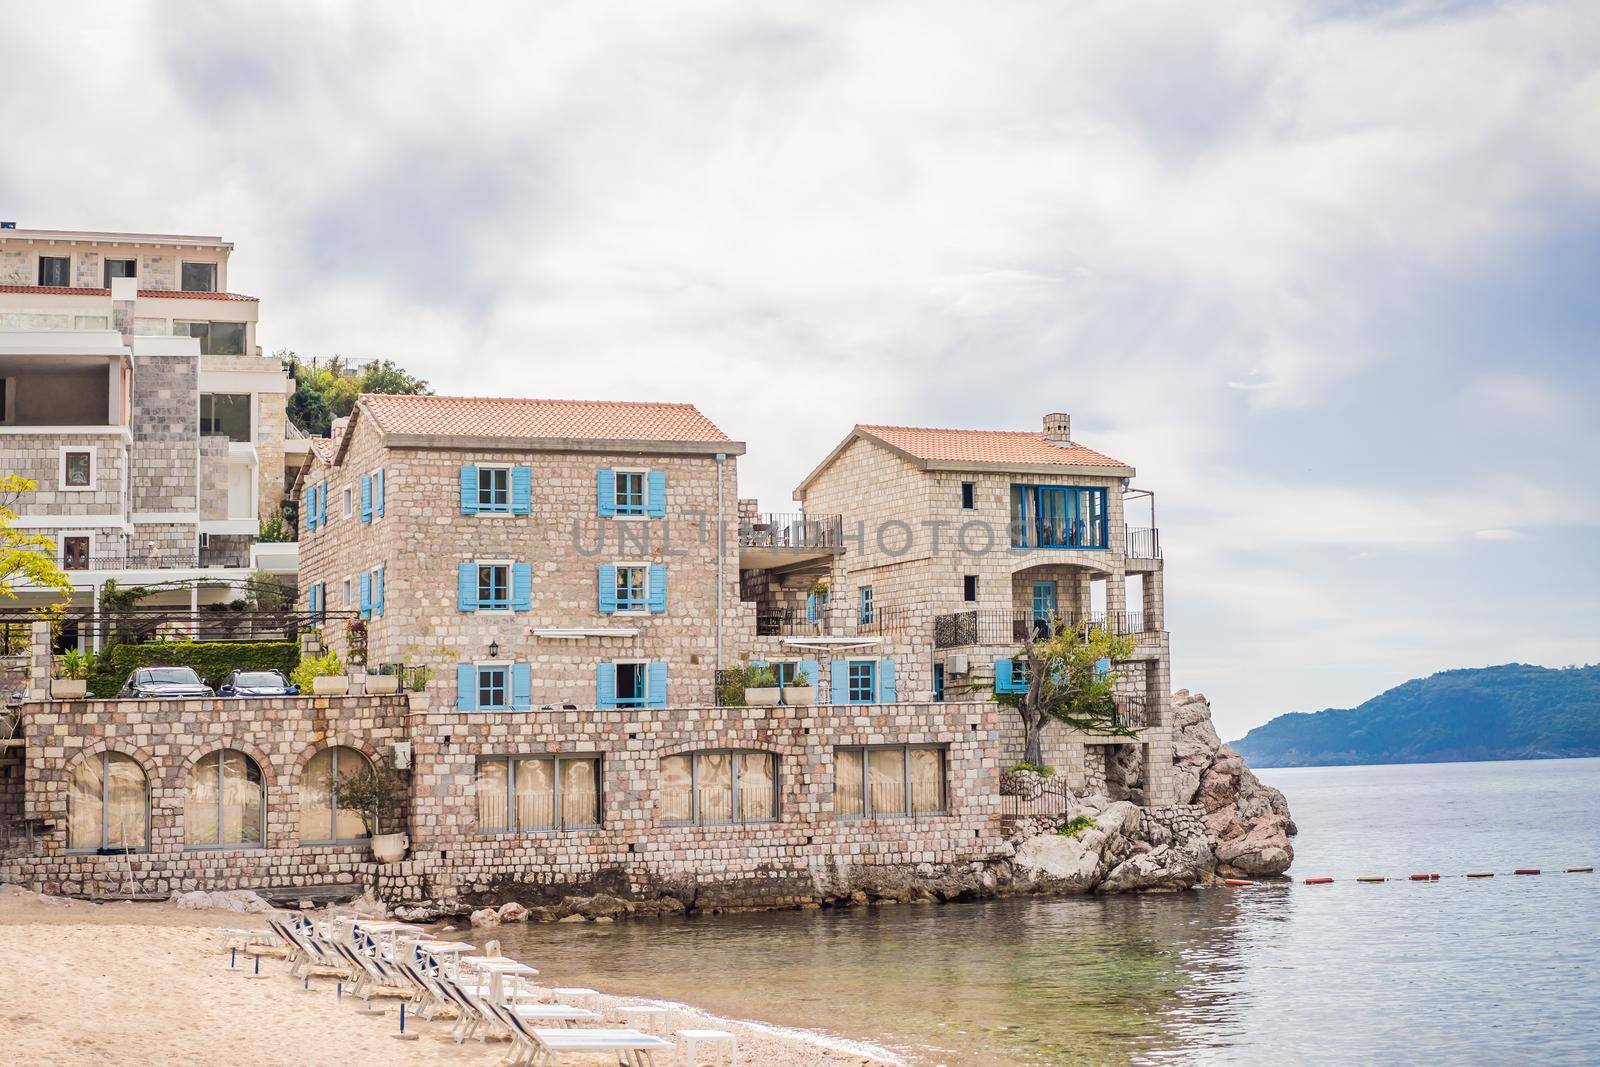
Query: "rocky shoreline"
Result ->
[[398, 690, 1297, 928]]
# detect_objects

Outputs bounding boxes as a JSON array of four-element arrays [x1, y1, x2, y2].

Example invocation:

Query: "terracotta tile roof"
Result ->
[[0, 284, 257, 301], [857, 424, 1131, 470], [360, 393, 736, 444]]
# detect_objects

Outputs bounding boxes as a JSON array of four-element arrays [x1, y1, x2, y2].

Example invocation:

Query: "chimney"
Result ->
[[1043, 412, 1071, 446]]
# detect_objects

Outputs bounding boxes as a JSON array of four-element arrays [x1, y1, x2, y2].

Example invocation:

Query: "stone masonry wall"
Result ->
[[129, 350, 198, 517]]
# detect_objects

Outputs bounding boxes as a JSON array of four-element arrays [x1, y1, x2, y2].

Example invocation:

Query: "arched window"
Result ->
[[299, 746, 373, 843], [186, 749, 265, 848], [67, 751, 148, 852], [661, 750, 778, 826]]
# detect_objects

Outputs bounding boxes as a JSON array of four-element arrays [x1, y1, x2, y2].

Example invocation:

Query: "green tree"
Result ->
[[280, 352, 432, 434], [0, 475, 73, 602], [991, 621, 1139, 767]]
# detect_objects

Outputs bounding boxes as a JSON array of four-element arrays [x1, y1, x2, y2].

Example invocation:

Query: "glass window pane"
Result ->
[[69, 755, 105, 849], [331, 747, 371, 841], [868, 749, 907, 816], [182, 261, 217, 292], [661, 754, 692, 825], [65, 451, 91, 486], [200, 393, 251, 441], [696, 751, 733, 823], [185, 754, 220, 845], [515, 758, 555, 830], [300, 748, 334, 840], [559, 759, 600, 828], [208, 321, 246, 355], [221, 750, 263, 846], [476, 759, 508, 831], [737, 752, 776, 822], [835, 748, 864, 817], [106, 753, 147, 849], [910, 748, 945, 814]]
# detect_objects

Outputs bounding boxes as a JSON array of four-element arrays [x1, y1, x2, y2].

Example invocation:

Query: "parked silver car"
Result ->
[[114, 666, 215, 699]]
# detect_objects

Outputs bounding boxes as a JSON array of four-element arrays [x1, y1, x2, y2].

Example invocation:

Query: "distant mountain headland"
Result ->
[[1230, 664, 1600, 768]]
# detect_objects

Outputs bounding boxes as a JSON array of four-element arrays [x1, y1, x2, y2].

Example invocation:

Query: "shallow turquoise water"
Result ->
[[490, 757, 1600, 1064]]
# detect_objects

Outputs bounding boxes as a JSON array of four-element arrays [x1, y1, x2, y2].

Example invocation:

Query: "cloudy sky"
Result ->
[[4, 1, 1597, 737]]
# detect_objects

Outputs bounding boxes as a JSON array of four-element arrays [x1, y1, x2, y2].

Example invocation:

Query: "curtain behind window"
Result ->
[[476, 759, 508, 831], [661, 755, 692, 824], [696, 751, 733, 822], [869, 749, 906, 816], [516, 758, 555, 830], [737, 752, 775, 821], [106, 753, 147, 849], [68, 755, 105, 849], [560, 759, 599, 827], [835, 749, 864, 817], [909, 749, 944, 814]]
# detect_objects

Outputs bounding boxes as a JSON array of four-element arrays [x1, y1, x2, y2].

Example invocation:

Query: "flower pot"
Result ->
[[50, 679, 87, 700], [745, 686, 781, 707], [365, 675, 400, 695], [371, 832, 409, 864], [782, 685, 816, 706], [407, 690, 430, 712], [312, 675, 350, 696]]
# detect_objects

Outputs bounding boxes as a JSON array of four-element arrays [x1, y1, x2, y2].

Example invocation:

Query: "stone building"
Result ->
[[0, 225, 298, 640]]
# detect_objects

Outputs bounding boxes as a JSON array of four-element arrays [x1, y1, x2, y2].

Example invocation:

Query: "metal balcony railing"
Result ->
[[6, 606, 358, 646], [60, 549, 251, 572], [932, 610, 1162, 649], [1125, 527, 1161, 559], [738, 513, 844, 551]]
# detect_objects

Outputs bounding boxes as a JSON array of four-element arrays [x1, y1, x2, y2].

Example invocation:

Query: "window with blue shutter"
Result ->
[[358, 572, 372, 619], [374, 469, 385, 517], [799, 658, 819, 687], [374, 567, 385, 617], [648, 563, 667, 614], [304, 486, 318, 532], [459, 465, 479, 515], [847, 661, 877, 704], [510, 663, 532, 710], [457, 562, 477, 612], [877, 659, 897, 703], [318, 481, 328, 527], [597, 565, 619, 614], [612, 471, 645, 516], [477, 564, 510, 611], [476, 665, 509, 710], [595, 663, 616, 709], [512, 562, 533, 611], [360, 475, 372, 523], [510, 466, 532, 515], [647, 661, 667, 708], [647, 471, 667, 518], [596, 469, 616, 517], [456, 665, 476, 710], [613, 662, 647, 708], [933, 663, 945, 702], [830, 661, 850, 704], [1095, 656, 1111, 678], [994, 658, 1029, 694], [474, 467, 510, 513]]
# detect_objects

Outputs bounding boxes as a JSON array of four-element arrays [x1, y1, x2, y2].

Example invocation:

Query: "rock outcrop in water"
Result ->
[[1009, 690, 1295, 893]]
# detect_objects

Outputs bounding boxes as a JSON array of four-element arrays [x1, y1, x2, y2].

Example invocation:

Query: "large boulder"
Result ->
[[1175, 691, 1296, 877], [469, 907, 501, 928], [1012, 797, 1142, 892], [171, 889, 273, 914]]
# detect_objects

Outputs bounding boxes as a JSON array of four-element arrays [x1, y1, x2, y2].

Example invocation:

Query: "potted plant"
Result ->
[[743, 664, 781, 707], [51, 649, 93, 699], [365, 666, 401, 695], [782, 668, 816, 706], [405, 665, 434, 711], [292, 649, 348, 695], [333, 759, 410, 863]]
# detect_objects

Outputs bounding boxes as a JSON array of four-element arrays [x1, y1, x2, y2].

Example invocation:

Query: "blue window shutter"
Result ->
[[995, 658, 1015, 694], [597, 565, 617, 614], [596, 469, 616, 517], [456, 665, 476, 711], [375, 469, 384, 518], [805, 592, 817, 624], [647, 470, 667, 518], [878, 659, 897, 703], [511, 466, 532, 515], [360, 475, 372, 523], [596, 663, 616, 709], [318, 481, 328, 526], [358, 572, 372, 619], [304, 487, 317, 531], [830, 661, 850, 705], [648, 563, 667, 614], [647, 661, 668, 708], [375, 567, 384, 617], [512, 562, 533, 611], [1095, 656, 1111, 678], [800, 658, 820, 687], [457, 562, 477, 612], [510, 663, 532, 710], [459, 465, 479, 515]]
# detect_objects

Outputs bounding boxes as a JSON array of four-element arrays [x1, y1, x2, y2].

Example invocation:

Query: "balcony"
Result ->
[[738, 512, 843, 570], [933, 610, 1162, 650], [59, 547, 251, 575], [1125, 527, 1161, 560], [754, 602, 915, 640]]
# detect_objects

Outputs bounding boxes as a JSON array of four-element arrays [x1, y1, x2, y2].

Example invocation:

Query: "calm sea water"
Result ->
[[488, 757, 1600, 1064]]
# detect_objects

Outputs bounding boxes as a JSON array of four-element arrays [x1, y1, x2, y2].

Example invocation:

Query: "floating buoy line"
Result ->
[[1216, 866, 1593, 888]]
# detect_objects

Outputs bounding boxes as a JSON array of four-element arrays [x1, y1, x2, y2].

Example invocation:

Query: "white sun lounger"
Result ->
[[527, 1027, 674, 1066]]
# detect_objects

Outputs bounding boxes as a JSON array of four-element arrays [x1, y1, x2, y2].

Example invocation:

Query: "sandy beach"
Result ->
[[0, 887, 899, 1067]]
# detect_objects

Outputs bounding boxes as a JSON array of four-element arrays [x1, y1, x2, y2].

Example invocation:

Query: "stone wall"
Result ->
[[0, 695, 1006, 909], [129, 350, 198, 518], [0, 432, 127, 518]]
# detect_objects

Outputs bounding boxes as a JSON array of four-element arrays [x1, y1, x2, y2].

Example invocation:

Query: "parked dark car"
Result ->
[[115, 666, 215, 699], [217, 669, 298, 697]]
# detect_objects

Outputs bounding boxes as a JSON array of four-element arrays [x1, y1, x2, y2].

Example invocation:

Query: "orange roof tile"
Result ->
[[360, 393, 736, 445], [857, 424, 1131, 470], [0, 284, 257, 301]]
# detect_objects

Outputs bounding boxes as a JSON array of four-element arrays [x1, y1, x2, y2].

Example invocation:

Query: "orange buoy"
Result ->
[[1303, 877, 1334, 885], [1514, 869, 1540, 875], [1224, 878, 1255, 887], [1408, 874, 1430, 881]]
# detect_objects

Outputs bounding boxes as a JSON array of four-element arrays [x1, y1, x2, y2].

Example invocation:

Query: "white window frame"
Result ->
[[474, 660, 511, 711], [474, 463, 513, 515], [59, 446, 96, 492], [474, 558, 514, 615], [612, 467, 649, 520], [343, 485, 353, 517], [341, 578, 352, 608], [612, 658, 650, 708], [180, 260, 218, 293], [612, 560, 651, 616], [369, 468, 384, 522], [58, 530, 93, 572]]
